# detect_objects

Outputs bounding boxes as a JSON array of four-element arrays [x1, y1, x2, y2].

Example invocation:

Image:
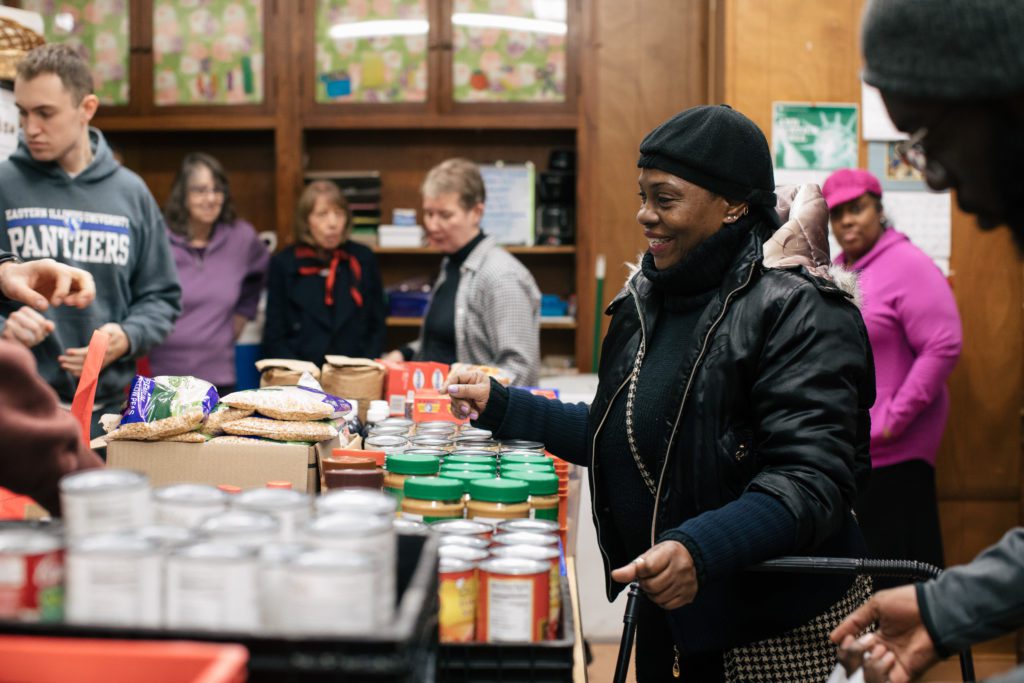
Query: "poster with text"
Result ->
[[452, 0, 567, 103], [315, 0, 428, 104], [773, 102, 858, 172], [152, 0, 264, 106], [22, 0, 129, 105]]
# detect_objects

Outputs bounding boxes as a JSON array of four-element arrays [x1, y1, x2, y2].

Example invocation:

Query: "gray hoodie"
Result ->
[[0, 128, 181, 408]]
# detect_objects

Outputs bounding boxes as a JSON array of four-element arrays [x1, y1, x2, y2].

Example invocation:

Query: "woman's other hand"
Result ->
[[444, 368, 491, 421], [610, 541, 699, 610]]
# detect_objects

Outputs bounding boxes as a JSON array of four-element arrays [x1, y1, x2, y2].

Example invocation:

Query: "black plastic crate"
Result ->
[[438, 577, 574, 683], [0, 533, 439, 682]]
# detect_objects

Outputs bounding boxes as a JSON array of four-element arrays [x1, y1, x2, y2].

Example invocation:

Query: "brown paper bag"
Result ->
[[255, 359, 322, 387], [321, 356, 385, 422]]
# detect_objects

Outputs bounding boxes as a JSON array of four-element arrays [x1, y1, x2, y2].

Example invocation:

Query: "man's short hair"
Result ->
[[421, 158, 486, 211], [16, 44, 95, 104]]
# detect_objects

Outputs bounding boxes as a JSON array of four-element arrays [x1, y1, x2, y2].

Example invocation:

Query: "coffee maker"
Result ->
[[535, 149, 575, 246]]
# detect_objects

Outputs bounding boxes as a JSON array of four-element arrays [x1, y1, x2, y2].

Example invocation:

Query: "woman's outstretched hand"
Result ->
[[611, 541, 699, 610], [444, 368, 492, 421]]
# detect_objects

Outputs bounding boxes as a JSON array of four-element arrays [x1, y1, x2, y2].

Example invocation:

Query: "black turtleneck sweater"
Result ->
[[407, 231, 486, 363]]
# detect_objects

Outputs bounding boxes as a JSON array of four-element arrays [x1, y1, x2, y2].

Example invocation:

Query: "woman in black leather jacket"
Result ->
[[446, 105, 875, 682]]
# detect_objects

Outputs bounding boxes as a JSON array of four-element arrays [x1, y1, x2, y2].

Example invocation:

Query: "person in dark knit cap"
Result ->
[[832, 2, 1024, 683], [444, 104, 875, 682]]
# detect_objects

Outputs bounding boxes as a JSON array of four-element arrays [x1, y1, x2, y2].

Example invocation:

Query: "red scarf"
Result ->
[[295, 245, 363, 308]]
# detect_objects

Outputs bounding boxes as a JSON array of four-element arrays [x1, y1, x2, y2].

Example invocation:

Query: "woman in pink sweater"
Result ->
[[825, 169, 962, 580]]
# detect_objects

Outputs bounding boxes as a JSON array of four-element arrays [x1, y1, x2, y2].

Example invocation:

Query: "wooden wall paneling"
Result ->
[[576, 0, 709, 371], [274, 0, 303, 245]]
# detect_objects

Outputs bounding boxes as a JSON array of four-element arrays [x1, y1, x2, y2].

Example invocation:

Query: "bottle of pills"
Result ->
[[401, 476, 465, 522], [384, 453, 440, 503], [466, 477, 530, 525], [501, 471, 560, 521]]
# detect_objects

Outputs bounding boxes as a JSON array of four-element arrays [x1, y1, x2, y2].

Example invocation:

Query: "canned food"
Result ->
[[165, 542, 259, 631], [393, 518, 429, 535], [439, 557, 477, 643], [496, 519, 561, 536], [65, 533, 160, 627], [364, 434, 409, 453], [0, 527, 63, 622], [490, 531, 560, 550], [316, 488, 398, 518], [152, 484, 228, 529], [449, 449, 494, 457], [59, 469, 151, 538], [453, 436, 499, 451], [324, 468, 385, 491], [258, 542, 308, 631], [477, 557, 549, 642], [379, 417, 415, 430], [499, 440, 545, 452], [197, 510, 279, 547], [281, 549, 377, 635], [304, 513, 396, 622], [429, 518, 493, 540], [417, 421, 457, 434], [459, 428, 493, 440], [490, 544, 562, 640], [403, 448, 448, 458], [437, 535, 490, 551], [437, 545, 489, 563], [323, 455, 378, 471], [368, 424, 411, 437], [232, 488, 312, 541], [134, 525, 195, 551]]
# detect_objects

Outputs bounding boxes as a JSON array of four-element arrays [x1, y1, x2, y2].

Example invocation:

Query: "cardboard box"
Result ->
[[255, 358, 322, 387], [321, 356, 386, 422], [411, 389, 467, 425], [106, 437, 340, 493], [380, 360, 449, 416]]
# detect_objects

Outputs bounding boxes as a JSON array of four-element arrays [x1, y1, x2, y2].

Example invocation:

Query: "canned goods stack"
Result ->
[[432, 517, 563, 644], [16, 469, 404, 636]]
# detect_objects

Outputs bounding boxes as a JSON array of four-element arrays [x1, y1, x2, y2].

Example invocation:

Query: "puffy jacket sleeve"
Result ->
[[745, 276, 874, 548]]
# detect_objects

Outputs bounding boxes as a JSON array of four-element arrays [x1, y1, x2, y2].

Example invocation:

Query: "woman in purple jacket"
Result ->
[[149, 153, 270, 394], [825, 168, 962, 580]]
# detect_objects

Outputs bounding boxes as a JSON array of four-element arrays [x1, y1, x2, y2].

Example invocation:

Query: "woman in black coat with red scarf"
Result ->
[[262, 181, 386, 364]]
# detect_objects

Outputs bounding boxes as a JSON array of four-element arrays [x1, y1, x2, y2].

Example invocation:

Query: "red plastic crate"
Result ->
[[0, 636, 247, 683]]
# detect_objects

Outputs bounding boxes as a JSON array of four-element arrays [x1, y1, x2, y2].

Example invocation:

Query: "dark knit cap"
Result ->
[[862, 0, 1024, 99], [637, 104, 776, 208]]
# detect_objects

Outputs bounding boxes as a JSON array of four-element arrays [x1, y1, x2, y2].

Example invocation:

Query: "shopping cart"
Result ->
[[612, 556, 976, 683]]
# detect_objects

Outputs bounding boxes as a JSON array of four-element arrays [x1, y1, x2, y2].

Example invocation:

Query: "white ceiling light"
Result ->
[[451, 12, 566, 35], [328, 19, 429, 41]]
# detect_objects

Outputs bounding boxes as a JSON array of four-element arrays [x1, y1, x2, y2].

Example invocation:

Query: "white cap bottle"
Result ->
[[366, 400, 390, 426]]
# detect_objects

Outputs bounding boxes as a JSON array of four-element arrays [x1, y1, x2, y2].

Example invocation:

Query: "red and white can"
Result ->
[[476, 557, 549, 643], [490, 544, 561, 640], [438, 557, 478, 643], [0, 527, 64, 622]]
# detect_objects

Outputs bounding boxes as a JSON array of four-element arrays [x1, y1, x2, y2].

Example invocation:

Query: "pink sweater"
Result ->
[[835, 228, 962, 468]]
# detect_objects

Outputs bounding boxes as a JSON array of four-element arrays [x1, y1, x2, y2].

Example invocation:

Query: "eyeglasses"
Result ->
[[894, 127, 949, 187], [188, 185, 224, 197]]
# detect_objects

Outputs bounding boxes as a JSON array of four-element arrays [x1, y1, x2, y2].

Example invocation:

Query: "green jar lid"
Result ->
[[500, 453, 552, 467], [500, 462, 554, 474], [439, 469, 494, 493], [468, 477, 529, 504], [386, 453, 440, 475], [445, 454, 497, 467], [500, 470, 559, 495], [404, 476, 463, 501], [441, 462, 493, 474]]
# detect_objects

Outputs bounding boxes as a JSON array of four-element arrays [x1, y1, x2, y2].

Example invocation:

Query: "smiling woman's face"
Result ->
[[636, 169, 734, 270]]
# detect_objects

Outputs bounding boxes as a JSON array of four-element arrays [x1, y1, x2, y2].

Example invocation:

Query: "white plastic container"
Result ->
[[59, 469, 151, 538], [165, 542, 260, 631], [152, 484, 228, 529], [196, 510, 279, 548], [65, 533, 161, 627]]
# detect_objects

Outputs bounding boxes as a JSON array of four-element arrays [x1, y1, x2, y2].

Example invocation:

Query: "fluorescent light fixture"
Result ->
[[451, 12, 567, 35], [328, 19, 429, 41], [532, 0, 568, 22]]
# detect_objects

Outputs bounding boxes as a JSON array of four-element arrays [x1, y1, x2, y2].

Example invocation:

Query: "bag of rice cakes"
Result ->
[[201, 404, 255, 436], [220, 385, 351, 421], [222, 416, 339, 442], [106, 375, 217, 441]]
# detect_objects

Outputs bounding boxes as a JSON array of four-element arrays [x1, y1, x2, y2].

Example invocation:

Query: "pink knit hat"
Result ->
[[822, 169, 882, 209]]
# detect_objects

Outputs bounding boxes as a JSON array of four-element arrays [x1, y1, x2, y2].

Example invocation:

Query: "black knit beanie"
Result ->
[[637, 104, 777, 208], [862, 0, 1024, 99]]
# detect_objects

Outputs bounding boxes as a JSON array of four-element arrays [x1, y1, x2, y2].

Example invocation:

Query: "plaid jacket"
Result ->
[[412, 235, 541, 385]]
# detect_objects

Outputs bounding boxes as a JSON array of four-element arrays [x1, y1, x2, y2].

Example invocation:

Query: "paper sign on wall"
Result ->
[[0, 88, 18, 161], [479, 162, 536, 246]]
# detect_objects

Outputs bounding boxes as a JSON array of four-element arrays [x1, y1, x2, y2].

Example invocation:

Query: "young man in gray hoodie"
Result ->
[[0, 44, 181, 436]]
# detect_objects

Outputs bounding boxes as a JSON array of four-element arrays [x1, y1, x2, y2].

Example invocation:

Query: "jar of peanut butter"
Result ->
[[401, 477, 464, 523], [466, 478, 530, 525], [384, 453, 440, 503]]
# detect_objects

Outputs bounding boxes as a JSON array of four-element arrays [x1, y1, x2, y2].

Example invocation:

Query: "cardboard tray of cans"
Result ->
[[437, 576, 575, 683], [0, 533, 439, 683]]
